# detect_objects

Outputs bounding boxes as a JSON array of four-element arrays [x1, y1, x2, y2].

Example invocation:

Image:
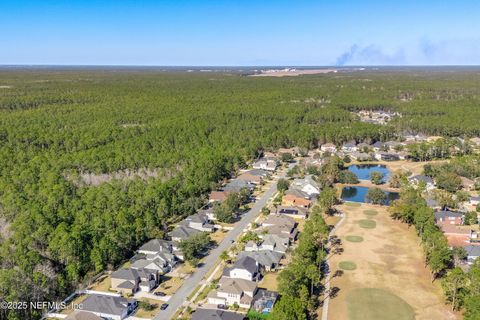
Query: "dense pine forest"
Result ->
[[1, 68, 480, 319]]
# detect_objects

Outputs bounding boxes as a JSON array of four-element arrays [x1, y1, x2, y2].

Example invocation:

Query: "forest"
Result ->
[[1, 68, 480, 319]]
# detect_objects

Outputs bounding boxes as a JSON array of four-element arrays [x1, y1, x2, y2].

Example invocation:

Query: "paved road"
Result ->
[[154, 164, 293, 320]]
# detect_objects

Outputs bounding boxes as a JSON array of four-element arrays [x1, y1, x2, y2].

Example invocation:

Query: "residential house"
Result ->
[[258, 234, 289, 254], [245, 234, 289, 254], [374, 152, 400, 161], [274, 205, 308, 219], [137, 239, 177, 269], [408, 175, 435, 191], [320, 143, 337, 153], [223, 256, 260, 281], [435, 210, 463, 226], [291, 175, 321, 197], [238, 250, 283, 272], [372, 141, 386, 151], [76, 294, 137, 320], [131, 258, 170, 276], [191, 308, 245, 320], [469, 196, 480, 207], [252, 157, 278, 171], [65, 311, 102, 320], [181, 212, 215, 232], [282, 189, 312, 208], [110, 268, 159, 295], [385, 141, 403, 151], [439, 224, 475, 247], [460, 177, 475, 191], [350, 151, 371, 161], [237, 172, 263, 184], [252, 289, 278, 314], [262, 215, 298, 241], [342, 142, 357, 153], [169, 225, 202, 243], [356, 142, 370, 151], [207, 277, 258, 308], [223, 179, 255, 193], [465, 245, 480, 264], [209, 191, 231, 203], [198, 205, 216, 221]]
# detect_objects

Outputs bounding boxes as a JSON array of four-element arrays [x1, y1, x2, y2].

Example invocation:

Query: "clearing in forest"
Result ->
[[327, 203, 458, 320]]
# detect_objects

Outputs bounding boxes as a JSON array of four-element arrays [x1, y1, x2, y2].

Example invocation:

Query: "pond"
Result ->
[[341, 186, 399, 205], [348, 164, 390, 182]]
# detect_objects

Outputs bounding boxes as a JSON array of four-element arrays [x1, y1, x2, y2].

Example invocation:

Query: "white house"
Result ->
[[320, 143, 337, 153], [291, 175, 320, 196], [408, 175, 435, 191], [223, 256, 259, 281], [207, 277, 258, 308]]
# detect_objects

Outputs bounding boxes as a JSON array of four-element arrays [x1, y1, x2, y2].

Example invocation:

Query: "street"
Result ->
[[153, 163, 293, 319]]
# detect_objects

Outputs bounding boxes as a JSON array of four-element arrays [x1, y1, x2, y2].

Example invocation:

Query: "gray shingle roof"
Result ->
[[80, 294, 135, 317], [139, 239, 172, 253], [435, 210, 463, 220], [233, 256, 257, 274], [191, 309, 245, 320], [465, 245, 480, 257]]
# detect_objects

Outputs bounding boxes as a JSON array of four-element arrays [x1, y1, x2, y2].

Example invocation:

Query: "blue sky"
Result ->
[[1, 0, 480, 65]]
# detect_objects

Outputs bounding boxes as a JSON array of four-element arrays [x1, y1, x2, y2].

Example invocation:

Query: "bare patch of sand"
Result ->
[[250, 69, 338, 77]]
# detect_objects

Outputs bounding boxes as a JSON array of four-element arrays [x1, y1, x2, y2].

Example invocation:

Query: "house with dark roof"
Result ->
[[238, 250, 283, 272], [169, 225, 202, 242], [76, 294, 137, 320], [191, 308, 245, 320], [223, 256, 259, 281], [274, 205, 308, 219], [435, 210, 463, 226], [223, 179, 255, 193]]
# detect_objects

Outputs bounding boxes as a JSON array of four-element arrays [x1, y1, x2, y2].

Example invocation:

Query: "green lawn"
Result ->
[[346, 288, 415, 320], [358, 219, 376, 229], [345, 202, 362, 207], [345, 235, 364, 243], [363, 209, 378, 216], [339, 261, 357, 270]]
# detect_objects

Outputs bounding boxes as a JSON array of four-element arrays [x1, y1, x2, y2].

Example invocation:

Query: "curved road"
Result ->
[[154, 163, 294, 320]]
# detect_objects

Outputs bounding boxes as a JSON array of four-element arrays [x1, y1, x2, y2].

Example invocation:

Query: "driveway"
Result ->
[[154, 163, 294, 319]]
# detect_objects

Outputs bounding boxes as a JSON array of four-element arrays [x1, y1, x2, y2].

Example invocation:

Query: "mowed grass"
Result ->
[[346, 288, 415, 320], [345, 235, 364, 243], [358, 219, 376, 229], [363, 209, 378, 216], [345, 202, 362, 207], [339, 261, 357, 270]]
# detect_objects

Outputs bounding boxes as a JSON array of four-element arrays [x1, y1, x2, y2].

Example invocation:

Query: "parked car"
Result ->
[[160, 303, 169, 310], [154, 292, 166, 297], [217, 304, 227, 310]]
